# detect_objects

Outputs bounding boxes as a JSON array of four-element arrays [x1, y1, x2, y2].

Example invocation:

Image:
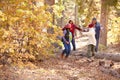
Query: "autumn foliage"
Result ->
[[0, 0, 62, 63]]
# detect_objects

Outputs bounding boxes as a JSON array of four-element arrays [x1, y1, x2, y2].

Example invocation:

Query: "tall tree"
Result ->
[[100, 0, 118, 46], [100, 0, 108, 46], [0, 0, 61, 62]]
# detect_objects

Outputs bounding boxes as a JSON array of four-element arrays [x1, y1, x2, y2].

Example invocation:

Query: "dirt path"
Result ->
[[1, 56, 119, 80], [0, 37, 120, 80]]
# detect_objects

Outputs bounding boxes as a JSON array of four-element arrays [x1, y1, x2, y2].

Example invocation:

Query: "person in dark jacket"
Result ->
[[92, 18, 101, 52], [61, 24, 72, 59], [62, 20, 82, 51]]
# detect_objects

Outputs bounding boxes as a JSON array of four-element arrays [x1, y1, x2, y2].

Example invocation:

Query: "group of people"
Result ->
[[61, 18, 101, 59]]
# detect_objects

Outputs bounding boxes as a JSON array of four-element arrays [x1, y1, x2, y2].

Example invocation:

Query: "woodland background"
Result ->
[[0, 0, 120, 68]]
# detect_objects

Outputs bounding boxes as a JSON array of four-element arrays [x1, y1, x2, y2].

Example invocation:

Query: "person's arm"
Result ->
[[74, 25, 82, 31], [82, 31, 92, 36], [96, 23, 101, 31]]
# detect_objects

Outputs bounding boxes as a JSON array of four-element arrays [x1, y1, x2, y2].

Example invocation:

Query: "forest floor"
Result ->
[[0, 37, 120, 80]]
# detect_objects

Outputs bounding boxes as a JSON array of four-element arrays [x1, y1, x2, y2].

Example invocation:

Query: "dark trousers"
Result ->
[[62, 42, 71, 58], [71, 38, 76, 50], [95, 39, 99, 52], [87, 44, 95, 58]]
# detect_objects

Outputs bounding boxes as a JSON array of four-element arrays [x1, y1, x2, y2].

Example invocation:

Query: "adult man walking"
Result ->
[[92, 18, 101, 52], [63, 20, 82, 51]]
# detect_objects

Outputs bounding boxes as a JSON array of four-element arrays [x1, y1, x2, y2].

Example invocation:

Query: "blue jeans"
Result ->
[[95, 39, 99, 52], [95, 33, 100, 52], [71, 38, 76, 50], [62, 42, 71, 58]]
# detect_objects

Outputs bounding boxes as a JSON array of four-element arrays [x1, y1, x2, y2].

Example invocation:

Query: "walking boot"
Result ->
[[61, 53, 64, 59]]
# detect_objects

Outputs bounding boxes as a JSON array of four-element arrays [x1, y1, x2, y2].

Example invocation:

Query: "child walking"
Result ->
[[82, 23, 96, 58], [61, 24, 72, 59]]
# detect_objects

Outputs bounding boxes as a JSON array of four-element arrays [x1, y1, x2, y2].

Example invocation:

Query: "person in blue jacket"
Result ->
[[92, 18, 101, 52]]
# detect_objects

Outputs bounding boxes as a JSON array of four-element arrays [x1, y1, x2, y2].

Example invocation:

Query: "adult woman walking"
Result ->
[[62, 20, 82, 51]]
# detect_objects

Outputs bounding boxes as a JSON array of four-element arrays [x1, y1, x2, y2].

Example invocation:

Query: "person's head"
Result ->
[[65, 24, 72, 30], [92, 18, 97, 24], [68, 20, 73, 24]]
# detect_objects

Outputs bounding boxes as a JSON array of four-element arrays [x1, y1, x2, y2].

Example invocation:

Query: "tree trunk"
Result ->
[[44, 0, 55, 5], [100, 0, 108, 46], [61, 0, 65, 27], [75, 4, 79, 26], [79, 52, 120, 62], [74, 4, 79, 36], [95, 53, 120, 62], [61, 10, 65, 27], [44, 0, 55, 24]]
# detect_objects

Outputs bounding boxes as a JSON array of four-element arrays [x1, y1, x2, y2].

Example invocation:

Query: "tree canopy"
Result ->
[[0, 0, 62, 63]]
